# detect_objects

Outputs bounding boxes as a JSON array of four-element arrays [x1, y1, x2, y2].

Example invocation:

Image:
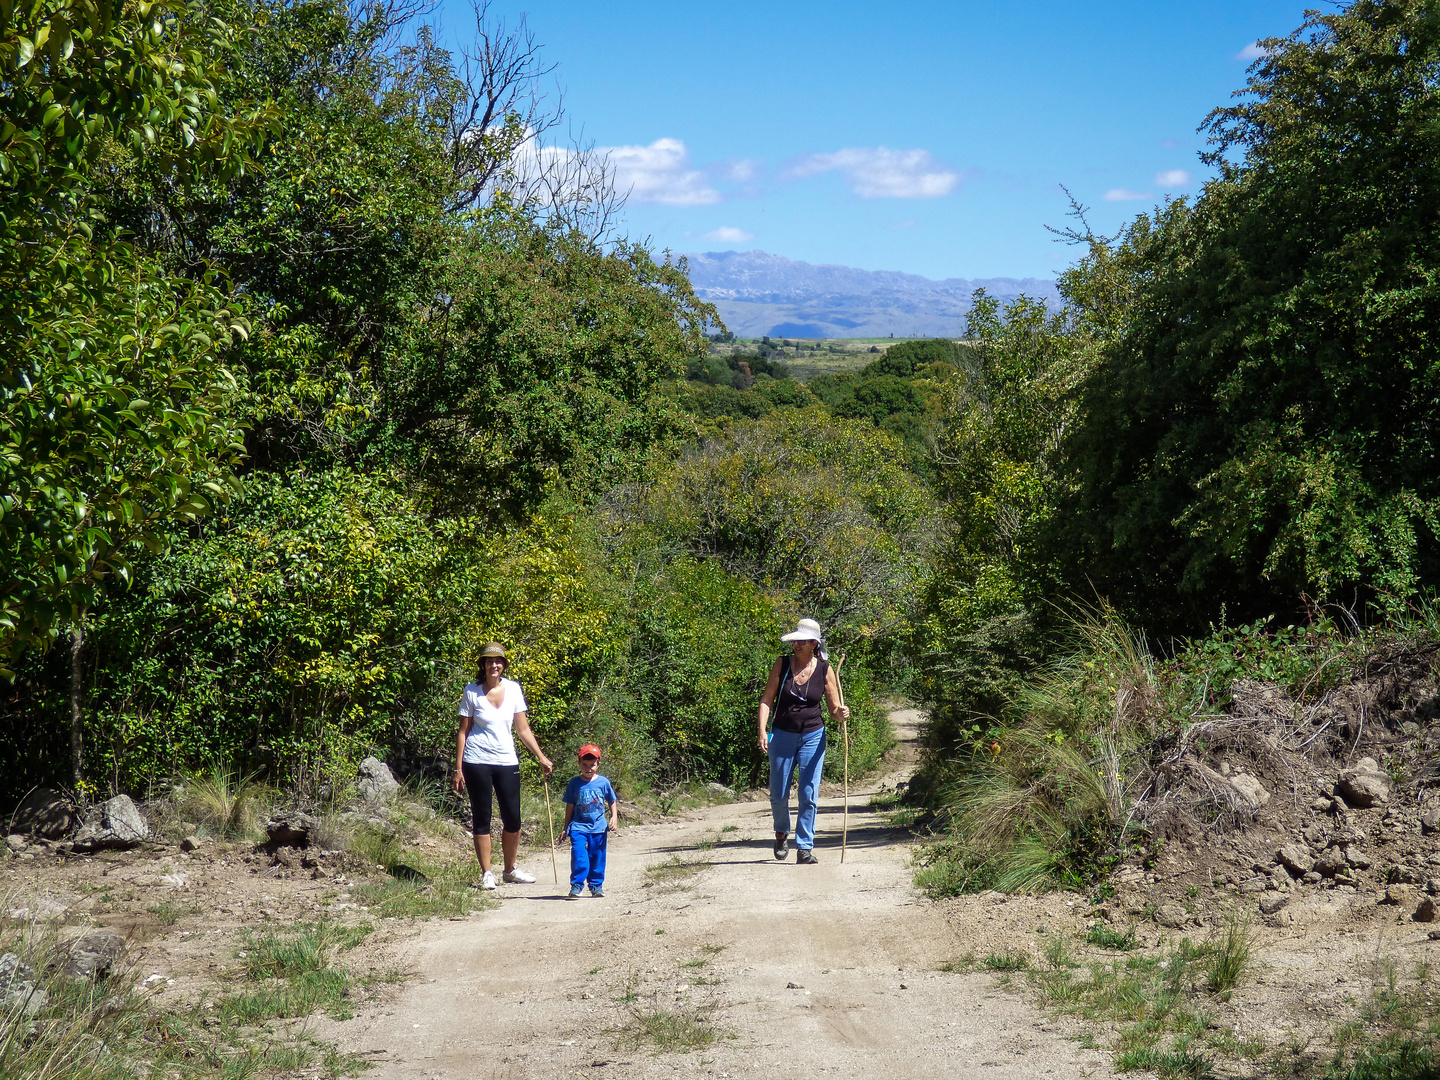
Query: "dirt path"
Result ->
[[323, 709, 1116, 1079]]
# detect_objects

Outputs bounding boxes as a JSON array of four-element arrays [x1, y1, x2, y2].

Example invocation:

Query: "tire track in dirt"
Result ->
[[320, 708, 1118, 1079]]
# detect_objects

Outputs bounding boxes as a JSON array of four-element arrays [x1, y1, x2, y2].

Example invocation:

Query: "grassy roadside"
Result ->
[[0, 915, 380, 1080], [940, 914, 1440, 1080]]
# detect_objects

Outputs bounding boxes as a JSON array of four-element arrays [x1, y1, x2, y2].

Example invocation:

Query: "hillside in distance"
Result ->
[[681, 249, 1061, 339]]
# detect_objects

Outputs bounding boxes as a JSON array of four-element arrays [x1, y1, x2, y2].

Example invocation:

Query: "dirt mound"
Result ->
[[1113, 641, 1440, 926]]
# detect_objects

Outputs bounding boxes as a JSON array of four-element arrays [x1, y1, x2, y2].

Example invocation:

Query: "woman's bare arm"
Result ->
[[824, 667, 850, 722], [513, 712, 554, 776], [756, 657, 785, 753], [453, 714, 473, 792]]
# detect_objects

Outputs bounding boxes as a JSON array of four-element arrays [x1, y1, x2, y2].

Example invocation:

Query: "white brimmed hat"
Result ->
[[780, 618, 823, 643]]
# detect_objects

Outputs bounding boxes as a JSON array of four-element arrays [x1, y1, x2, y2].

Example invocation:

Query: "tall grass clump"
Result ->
[[1204, 911, 1252, 1000], [172, 765, 267, 839], [919, 606, 1161, 894], [917, 602, 1373, 897]]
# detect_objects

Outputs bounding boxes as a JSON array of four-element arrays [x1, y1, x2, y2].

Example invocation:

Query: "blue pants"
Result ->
[[569, 829, 608, 889], [769, 727, 826, 850]]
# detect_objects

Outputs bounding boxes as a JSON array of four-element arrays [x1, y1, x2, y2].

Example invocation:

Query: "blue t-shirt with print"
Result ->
[[563, 774, 617, 834]]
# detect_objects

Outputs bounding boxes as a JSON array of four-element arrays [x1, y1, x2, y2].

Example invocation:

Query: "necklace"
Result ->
[[791, 658, 816, 689]]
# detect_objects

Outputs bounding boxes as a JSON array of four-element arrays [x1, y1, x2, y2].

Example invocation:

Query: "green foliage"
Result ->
[[861, 337, 969, 379], [371, 226, 716, 519], [611, 409, 937, 653], [0, 0, 272, 666], [1061, 0, 1440, 631], [70, 468, 470, 791], [912, 290, 1085, 747], [1203, 911, 1252, 999]]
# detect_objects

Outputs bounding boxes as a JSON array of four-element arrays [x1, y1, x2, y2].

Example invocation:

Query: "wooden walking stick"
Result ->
[[542, 774, 559, 885], [834, 653, 849, 864]]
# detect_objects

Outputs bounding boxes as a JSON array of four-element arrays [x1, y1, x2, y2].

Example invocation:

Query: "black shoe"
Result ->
[[796, 848, 818, 865], [774, 837, 788, 861]]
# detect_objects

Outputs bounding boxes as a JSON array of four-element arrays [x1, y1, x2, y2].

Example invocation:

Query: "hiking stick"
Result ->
[[834, 653, 849, 864], [542, 775, 559, 885]]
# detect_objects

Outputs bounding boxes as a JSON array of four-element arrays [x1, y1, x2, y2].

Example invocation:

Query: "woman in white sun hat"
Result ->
[[756, 618, 849, 864], [453, 642, 554, 890]]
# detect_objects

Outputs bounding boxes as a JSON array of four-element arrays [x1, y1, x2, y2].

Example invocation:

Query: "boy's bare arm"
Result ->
[[606, 799, 618, 831]]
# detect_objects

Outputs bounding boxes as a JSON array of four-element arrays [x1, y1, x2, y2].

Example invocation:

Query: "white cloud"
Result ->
[[1103, 188, 1152, 202], [600, 138, 721, 206], [702, 226, 754, 244], [784, 146, 961, 198], [718, 158, 764, 183], [1155, 169, 1191, 188], [1236, 41, 1272, 60]]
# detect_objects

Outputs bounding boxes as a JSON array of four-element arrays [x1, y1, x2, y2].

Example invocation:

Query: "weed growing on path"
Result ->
[[1084, 921, 1139, 951], [218, 919, 376, 1024], [983, 949, 1030, 972], [621, 1001, 723, 1053], [350, 849, 498, 918], [643, 856, 705, 891], [1202, 911, 1251, 999]]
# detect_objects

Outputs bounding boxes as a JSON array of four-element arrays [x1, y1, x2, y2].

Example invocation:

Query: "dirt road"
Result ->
[[325, 709, 1116, 1079]]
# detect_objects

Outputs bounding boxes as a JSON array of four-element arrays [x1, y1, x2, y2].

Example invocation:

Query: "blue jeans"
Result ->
[[769, 727, 826, 850], [570, 829, 607, 890]]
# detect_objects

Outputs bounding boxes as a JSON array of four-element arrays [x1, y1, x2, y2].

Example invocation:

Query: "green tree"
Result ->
[[914, 291, 1084, 745], [1, 0, 273, 789], [1063, 0, 1440, 631]]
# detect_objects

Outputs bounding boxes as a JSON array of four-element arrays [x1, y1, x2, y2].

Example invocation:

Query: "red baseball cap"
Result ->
[[577, 744, 602, 760]]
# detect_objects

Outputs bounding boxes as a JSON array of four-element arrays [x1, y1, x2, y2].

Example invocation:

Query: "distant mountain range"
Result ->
[[680, 250, 1061, 339]]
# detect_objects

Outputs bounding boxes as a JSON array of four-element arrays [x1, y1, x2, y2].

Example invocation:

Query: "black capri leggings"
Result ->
[[461, 762, 522, 836]]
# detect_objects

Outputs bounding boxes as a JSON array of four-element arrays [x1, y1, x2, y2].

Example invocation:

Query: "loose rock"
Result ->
[[73, 795, 149, 850], [1315, 850, 1348, 877], [1422, 806, 1440, 835], [1384, 884, 1417, 908], [1259, 894, 1289, 915], [1277, 843, 1315, 875], [1415, 897, 1436, 923], [179, 836, 200, 852], [1230, 773, 1271, 808], [1156, 903, 1188, 927], [10, 787, 75, 839], [357, 757, 400, 804], [1336, 756, 1391, 808], [61, 929, 127, 980]]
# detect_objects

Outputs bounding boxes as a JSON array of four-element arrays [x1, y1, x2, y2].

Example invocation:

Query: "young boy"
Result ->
[[562, 744, 618, 898]]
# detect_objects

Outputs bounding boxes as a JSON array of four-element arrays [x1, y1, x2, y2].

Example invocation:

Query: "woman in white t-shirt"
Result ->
[[452, 641, 554, 890]]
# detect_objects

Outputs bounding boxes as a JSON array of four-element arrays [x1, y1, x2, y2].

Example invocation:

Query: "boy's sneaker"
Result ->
[[796, 849, 818, 865], [503, 868, 536, 884], [480, 870, 497, 890], [773, 837, 789, 861], [589, 886, 604, 897], [568, 885, 584, 898]]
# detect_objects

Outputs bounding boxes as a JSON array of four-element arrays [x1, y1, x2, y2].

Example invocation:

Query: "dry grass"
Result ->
[[170, 765, 269, 840]]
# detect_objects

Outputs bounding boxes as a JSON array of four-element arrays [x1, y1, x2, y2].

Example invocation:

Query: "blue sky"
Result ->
[[436, 1, 1314, 280]]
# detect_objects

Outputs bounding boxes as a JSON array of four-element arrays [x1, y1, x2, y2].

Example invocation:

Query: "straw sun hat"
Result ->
[[780, 618, 823, 643]]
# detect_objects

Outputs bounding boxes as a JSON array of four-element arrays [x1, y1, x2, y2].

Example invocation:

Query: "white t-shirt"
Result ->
[[458, 678, 528, 765]]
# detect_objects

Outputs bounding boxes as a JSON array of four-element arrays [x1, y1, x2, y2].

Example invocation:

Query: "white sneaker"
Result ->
[[503, 867, 536, 884], [480, 870, 497, 890]]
